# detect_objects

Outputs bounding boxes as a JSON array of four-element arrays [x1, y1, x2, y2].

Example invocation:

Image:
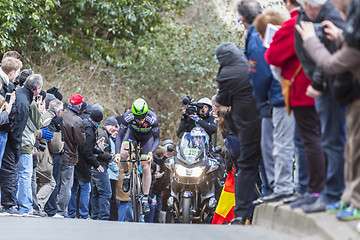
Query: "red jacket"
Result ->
[[265, 10, 314, 107]]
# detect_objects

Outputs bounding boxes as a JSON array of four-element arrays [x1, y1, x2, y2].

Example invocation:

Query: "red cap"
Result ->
[[69, 94, 84, 105]]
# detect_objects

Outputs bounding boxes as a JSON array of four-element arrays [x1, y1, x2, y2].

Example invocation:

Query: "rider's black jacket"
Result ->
[[176, 114, 217, 138]]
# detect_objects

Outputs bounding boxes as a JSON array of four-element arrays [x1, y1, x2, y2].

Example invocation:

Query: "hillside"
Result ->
[[31, 0, 285, 140]]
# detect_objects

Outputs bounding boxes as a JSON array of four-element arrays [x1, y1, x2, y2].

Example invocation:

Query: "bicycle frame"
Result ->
[[121, 140, 144, 222]]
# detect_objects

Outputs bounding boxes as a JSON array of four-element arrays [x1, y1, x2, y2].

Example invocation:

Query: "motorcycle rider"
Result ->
[[177, 97, 217, 140], [114, 98, 160, 214]]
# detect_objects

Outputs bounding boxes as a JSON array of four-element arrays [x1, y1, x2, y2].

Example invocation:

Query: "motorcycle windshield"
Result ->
[[178, 130, 209, 165]]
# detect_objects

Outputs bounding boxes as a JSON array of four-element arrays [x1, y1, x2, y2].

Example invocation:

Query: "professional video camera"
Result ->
[[182, 96, 204, 117]]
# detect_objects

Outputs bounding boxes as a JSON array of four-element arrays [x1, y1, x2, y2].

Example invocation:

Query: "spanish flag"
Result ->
[[212, 169, 235, 224]]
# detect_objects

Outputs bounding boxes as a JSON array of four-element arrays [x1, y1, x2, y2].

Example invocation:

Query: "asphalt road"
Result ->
[[0, 215, 302, 240]]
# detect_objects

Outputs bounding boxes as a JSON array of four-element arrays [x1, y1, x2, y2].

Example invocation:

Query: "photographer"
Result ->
[[35, 99, 64, 213], [293, 0, 347, 214], [176, 97, 217, 139]]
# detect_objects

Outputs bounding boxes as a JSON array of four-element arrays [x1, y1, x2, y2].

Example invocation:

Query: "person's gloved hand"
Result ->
[[41, 127, 54, 141], [191, 115, 200, 122]]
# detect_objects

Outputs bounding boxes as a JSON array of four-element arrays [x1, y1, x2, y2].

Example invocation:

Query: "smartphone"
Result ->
[[5, 93, 11, 103], [37, 95, 43, 104]]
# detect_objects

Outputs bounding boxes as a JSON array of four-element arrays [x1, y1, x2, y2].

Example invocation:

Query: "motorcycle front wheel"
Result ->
[[182, 198, 192, 224]]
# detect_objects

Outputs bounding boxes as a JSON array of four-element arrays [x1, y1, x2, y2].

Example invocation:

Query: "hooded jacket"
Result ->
[[215, 44, 261, 145]]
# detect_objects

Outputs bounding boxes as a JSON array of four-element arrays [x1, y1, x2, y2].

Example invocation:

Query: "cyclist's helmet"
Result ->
[[132, 98, 148, 120]]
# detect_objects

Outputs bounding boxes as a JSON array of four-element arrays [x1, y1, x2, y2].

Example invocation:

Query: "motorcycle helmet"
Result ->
[[132, 98, 148, 120], [198, 97, 213, 117]]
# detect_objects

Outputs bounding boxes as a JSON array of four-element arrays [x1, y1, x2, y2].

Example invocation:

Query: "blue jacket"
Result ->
[[245, 25, 284, 107]]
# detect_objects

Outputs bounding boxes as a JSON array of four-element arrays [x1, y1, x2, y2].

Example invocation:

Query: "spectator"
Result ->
[[43, 89, 65, 218], [17, 76, 47, 215], [237, 0, 278, 201], [0, 57, 22, 163], [116, 162, 133, 222], [0, 57, 22, 96], [294, 0, 347, 213], [240, 0, 296, 204], [2, 51, 21, 60], [0, 73, 43, 214], [215, 41, 262, 224], [296, 0, 360, 220], [295, 0, 360, 82], [36, 99, 64, 214], [56, 94, 86, 217], [91, 110, 113, 220], [264, 0, 324, 208], [69, 109, 105, 219], [103, 117, 120, 221]]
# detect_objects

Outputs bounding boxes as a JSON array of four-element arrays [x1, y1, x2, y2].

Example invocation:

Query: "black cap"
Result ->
[[90, 110, 103, 123], [47, 87, 63, 101]]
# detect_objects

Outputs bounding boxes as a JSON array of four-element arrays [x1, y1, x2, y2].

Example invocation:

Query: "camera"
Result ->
[[313, 23, 327, 41], [166, 144, 175, 153], [38, 141, 47, 151], [5, 93, 11, 103], [182, 96, 204, 116]]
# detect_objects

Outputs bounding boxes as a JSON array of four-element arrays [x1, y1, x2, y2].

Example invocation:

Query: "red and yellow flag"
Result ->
[[212, 169, 235, 224]]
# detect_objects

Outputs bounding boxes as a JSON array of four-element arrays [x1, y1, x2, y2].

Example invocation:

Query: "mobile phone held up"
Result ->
[[36, 95, 43, 104], [5, 93, 11, 103]]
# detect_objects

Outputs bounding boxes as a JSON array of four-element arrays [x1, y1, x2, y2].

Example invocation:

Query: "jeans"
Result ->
[[0, 131, 8, 167], [117, 201, 133, 222], [144, 203, 155, 223], [294, 124, 307, 194], [234, 141, 262, 219], [68, 179, 91, 218], [91, 167, 112, 220], [57, 165, 74, 216], [0, 131, 7, 202], [17, 154, 33, 213], [316, 91, 346, 203], [272, 107, 295, 194], [153, 194, 162, 223], [44, 154, 62, 216]]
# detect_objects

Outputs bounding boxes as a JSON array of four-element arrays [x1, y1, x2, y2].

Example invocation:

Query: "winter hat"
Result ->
[[105, 117, 118, 126], [80, 101, 87, 112], [69, 94, 84, 105], [215, 42, 238, 59], [301, 0, 327, 7], [45, 93, 57, 110], [39, 90, 47, 101], [90, 110, 103, 123], [47, 87, 63, 101], [18, 69, 34, 87]]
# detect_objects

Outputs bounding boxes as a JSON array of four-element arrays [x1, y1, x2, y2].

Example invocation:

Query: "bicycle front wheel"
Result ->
[[131, 170, 141, 222]]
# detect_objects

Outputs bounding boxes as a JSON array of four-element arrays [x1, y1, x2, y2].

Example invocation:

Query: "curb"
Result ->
[[253, 202, 360, 240]]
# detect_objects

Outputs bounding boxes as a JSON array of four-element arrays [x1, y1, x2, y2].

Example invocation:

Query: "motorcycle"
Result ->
[[165, 127, 219, 223]]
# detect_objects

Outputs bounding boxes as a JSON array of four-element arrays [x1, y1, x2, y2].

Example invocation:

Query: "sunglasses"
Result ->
[[134, 113, 147, 120]]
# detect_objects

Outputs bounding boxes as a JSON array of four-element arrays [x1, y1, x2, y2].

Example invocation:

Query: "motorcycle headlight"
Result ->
[[175, 164, 203, 178]]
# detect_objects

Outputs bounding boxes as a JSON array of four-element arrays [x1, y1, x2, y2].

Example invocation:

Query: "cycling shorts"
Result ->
[[121, 128, 154, 159]]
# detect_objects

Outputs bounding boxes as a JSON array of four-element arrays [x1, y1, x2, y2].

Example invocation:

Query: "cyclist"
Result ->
[[115, 98, 160, 214]]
